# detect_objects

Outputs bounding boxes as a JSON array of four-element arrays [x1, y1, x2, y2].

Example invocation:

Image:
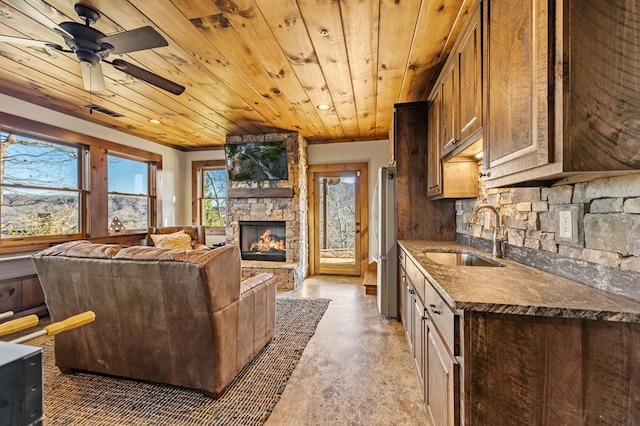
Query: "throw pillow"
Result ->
[[150, 231, 193, 250]]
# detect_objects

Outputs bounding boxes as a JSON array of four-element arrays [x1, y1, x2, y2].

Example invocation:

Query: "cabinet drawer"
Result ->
[[424, 280, 456, 354], [405, 257, 425, 305]]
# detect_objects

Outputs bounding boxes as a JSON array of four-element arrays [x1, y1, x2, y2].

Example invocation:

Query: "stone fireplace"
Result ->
[[239, 220, 286, 262], [226, 131, 308, 289]]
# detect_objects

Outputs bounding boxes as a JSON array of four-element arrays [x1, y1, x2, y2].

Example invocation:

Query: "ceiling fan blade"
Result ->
[[99, 26, 168, 55], [111, 59, 184, 95], [80, 61, 106, 92], [7, 0, 73, 39], [0, 34, 63, 50]]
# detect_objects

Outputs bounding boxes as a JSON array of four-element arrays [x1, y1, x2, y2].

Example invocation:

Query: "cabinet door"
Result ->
[[426, 91, 442, 197], [440, 64, 458, 157], [405, 283, 413, 348], [483, 0, 553, 179], [458, 5, 482, 144], [412, 296, 425, 390], [399, 266, 409, 335], [425, 319, 459, 426]]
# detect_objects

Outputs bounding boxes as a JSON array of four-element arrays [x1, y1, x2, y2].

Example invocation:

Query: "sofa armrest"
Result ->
[[237, 273, 277, 369], [240, 272, 275, 295]]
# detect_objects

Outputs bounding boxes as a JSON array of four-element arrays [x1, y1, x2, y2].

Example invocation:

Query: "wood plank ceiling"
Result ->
[[0, 0, 472, 151]]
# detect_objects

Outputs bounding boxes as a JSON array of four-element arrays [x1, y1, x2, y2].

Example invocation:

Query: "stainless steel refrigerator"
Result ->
[[373, 166, 398, 318]]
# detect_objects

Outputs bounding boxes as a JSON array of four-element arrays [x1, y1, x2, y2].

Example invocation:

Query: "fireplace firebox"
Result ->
[[239, 221, 286, 262]]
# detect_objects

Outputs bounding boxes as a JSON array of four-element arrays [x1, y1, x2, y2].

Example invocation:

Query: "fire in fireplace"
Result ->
[[239, 221, 286, 262]]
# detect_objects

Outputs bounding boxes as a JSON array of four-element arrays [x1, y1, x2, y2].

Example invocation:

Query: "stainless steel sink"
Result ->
[[423, 251, 505, 267]]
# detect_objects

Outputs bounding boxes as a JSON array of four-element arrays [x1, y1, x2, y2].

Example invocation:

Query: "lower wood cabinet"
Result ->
[[399, 245, 640, 425], [400, 247, 460, 426], [412, 295, 425, 386], [425, 319, 459, 426], [399, 265, 412, 350], [466, 311, 640, 424]]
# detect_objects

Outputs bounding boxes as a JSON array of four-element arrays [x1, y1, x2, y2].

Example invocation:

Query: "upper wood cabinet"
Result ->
[[426, 2, 480, 199], [426, 90, 443, 197], [483, 0, 640, 187], [440, 2, 483, 159], [457, 6, 482, 145], [440, 64, 458, 157], [482, 0, 552, 185]]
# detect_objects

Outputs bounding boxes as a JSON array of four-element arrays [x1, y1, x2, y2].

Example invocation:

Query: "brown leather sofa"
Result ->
[[32, 240, 276, 397]]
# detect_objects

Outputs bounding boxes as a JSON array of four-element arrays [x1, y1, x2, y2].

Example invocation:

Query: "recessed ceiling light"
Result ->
[[317, 104, 331, 111], [149, 119, 162, 124]]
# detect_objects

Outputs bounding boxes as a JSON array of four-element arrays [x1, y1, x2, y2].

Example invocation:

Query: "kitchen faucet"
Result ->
[[469, 204, 503, 258]]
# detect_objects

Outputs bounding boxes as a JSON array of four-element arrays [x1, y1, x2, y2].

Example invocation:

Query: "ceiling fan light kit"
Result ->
[[2, 1, 184, 95]]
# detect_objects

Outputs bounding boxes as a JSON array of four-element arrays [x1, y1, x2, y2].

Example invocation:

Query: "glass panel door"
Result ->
[[313, 170, 361, 276]]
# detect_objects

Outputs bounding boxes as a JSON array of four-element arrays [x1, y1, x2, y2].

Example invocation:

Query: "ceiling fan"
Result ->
[[0, 0, 185, 95]]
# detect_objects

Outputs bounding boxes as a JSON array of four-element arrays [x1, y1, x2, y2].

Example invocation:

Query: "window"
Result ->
[[0, 131, 83, 239], [107, 155, 149, 231], [192, 160, 228, 229], [0, 113, 162, 249], [202, 168, 228, 226]]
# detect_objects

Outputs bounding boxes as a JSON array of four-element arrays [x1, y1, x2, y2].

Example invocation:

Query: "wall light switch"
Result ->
[[559, 211, 572, 239]]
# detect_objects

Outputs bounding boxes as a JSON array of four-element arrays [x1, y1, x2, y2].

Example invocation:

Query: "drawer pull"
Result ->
[[429, 304, 441, 315]]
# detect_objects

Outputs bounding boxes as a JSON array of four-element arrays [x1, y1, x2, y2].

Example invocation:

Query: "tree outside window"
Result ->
[[107, 155, 149, 231], [202, 169, 227, 227], [0, 131, 82, 239], [319, 176, 356, 251]]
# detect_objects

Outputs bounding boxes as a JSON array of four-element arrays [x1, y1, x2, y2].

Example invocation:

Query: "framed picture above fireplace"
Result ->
[[224, 141, 289, 181]]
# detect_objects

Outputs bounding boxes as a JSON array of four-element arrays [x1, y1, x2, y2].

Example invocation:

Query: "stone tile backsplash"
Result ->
[[456, 173, 640, 300]]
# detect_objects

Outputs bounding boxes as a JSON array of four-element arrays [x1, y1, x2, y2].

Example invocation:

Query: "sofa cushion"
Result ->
[[37, 240, 123, 259], [149, 230, 193, 250]]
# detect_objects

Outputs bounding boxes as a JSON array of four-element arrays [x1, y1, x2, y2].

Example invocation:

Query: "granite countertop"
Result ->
[[399, 240, 640, 323]]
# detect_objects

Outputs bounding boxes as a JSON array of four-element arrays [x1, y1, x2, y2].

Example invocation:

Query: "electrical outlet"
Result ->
[[559, 210, 572, 239], [554, 204, 586, 246]]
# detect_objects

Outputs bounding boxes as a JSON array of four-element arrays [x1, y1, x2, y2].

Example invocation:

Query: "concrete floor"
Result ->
[[265, 275, 430, 426]]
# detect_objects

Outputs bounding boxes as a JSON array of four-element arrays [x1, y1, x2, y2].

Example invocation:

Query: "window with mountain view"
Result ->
[[108, 155, 149, 231], [202, 168, 227, 227], [0, 131, 83, 239]]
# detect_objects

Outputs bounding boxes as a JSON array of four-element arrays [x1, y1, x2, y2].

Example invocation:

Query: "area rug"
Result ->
[[41, 297, 330, 426]]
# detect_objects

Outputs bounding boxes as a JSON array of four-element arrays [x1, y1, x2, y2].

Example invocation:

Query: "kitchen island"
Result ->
[[399, 240, 640, 425]]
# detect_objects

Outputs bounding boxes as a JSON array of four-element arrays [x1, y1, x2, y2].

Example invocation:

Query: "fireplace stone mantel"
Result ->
[[226, 131, 308, 289], [228, 187, 294, 199]]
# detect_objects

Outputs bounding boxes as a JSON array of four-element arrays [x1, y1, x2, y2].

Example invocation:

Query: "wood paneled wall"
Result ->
[[394, 101, 457, 241]]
